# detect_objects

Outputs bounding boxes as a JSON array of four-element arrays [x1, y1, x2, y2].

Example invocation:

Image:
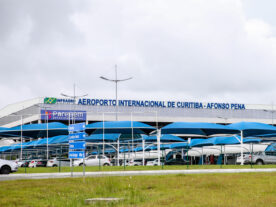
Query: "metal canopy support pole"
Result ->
[[241, 130, 244, 165], [117, 138, 120, 166], [201, 147, 204, 165], [157, 129, 161, 166], [131, 112, 134, 153], [102, 113, 105, 155], [142, 138, 145, 166], [20, 115, 23, 161], [46, 115, 49, 160]]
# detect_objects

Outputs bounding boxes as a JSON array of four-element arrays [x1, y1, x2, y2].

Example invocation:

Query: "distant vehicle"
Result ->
[[237, 151, 276, 165], [147, 159, 165, 166], [47, 158, 71, 167], [21, 160, 31, 168], [74, 155, 111, 166], [14, 159, 24, 167], [35, 160, 47, 167], [165, 158, 189, 165], [126, 159, 142, 166], [0, 159, 18, 174]]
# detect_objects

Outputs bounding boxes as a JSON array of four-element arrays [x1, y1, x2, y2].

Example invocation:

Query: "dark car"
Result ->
[[165, 158, 189, 165], [36, 160, 47, 167], [21, 160, 30, 167]]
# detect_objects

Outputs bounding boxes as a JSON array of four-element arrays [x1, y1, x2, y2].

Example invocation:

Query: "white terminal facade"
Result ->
[[0, 97, 275, 128]]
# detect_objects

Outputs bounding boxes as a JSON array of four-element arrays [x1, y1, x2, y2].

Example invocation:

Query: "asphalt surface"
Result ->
[[1, 168, 276, 181]]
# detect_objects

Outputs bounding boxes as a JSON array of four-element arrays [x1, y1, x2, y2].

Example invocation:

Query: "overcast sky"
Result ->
[[1, 0, 276, 109]]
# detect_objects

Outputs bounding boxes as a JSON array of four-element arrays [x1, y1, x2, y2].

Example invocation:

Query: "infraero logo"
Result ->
[[44, 97, 57, 104]]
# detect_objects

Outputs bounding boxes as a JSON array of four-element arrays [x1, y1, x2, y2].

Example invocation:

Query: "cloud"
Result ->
[[0, 0, 276, 109]]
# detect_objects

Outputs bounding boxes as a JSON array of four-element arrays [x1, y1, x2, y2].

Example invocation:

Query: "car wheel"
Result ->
[[1, 165, 11, 174], [103, 163, 110, 166], [53, 164, 58, 167], [79, 163, 83, 166], [256, 160, 264, 165]]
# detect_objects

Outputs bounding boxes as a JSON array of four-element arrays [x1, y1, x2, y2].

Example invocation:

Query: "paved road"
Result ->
[[1, 168, 276, 181]]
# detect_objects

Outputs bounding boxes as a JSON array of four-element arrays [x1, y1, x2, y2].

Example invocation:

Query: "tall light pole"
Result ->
[[61, 83, 88, 124], [100, 65, 132, 121]]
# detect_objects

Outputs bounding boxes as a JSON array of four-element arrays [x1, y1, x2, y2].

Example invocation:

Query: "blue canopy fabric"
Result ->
[[265, 143, 276, 152], [85, 133, 121, 142], [161, 122, 238, 136], [86, 121, 156, 134], [170, 142, 189, 149], [190, 136, 262, 147], [0, 122, 68, 139], [227, 122, 276, 137], [143, 134, 185, 142]]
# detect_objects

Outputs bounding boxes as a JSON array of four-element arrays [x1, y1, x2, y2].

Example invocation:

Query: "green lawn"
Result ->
[[16, 164, 276, 174], [1, 172, 276, 207]]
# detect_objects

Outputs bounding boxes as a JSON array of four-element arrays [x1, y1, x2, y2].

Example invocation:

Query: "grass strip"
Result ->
[[1, 172, 276, 207]]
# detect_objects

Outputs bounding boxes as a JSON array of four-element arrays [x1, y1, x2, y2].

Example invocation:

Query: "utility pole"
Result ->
[[100, 65, 133, 121]]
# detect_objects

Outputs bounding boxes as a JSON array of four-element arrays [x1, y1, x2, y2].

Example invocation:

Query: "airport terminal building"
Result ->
[[0, 97, 275, 128]]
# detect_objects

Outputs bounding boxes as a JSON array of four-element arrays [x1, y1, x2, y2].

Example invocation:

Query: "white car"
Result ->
[[74, 155, 111, 166], [28, 160, 38, 168], [47, 158, 71, 167], [126, 159, 143, 166], [0, 159, 18, 174], [146, 159, 165, 166]]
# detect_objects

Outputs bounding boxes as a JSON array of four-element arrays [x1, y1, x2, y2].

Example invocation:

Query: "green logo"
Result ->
[[44, 97, 57, 104]]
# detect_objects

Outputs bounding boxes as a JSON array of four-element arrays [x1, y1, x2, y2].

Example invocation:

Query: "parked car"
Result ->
[[21, 160, 31, 167], [165, 158, 189, 165], [126, 159, 143, 166], [74, 155, 111, 166], [35, 160, 47, 167], [14, 159, 24, 168], [47, 158, 71, 167], [237, 151, 276, 165], [0, 159, 18, 174], [147, 159, 165, 166], [28, 160, 38, 168]]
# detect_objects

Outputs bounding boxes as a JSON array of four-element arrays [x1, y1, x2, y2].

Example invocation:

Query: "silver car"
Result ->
[[0, 159, 18, 174], [237, 151, 276, 165], [47, 158, 71, 167]]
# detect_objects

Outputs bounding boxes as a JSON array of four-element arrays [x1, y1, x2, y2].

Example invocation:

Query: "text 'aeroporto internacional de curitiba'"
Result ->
[[44, 97, 246, 110]]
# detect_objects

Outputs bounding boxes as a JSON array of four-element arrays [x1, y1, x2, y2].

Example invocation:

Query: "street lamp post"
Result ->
[[61, 84, 88, 124], [100, 65, 132, 121]]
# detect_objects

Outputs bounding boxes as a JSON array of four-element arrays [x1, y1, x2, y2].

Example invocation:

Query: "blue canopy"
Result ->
[[143, 134, 185, 142], [161, 122, 238, 136], [170, 142, 189, 149], [85, 134, 121, 142], [227, 122, 276, 137], [190, 136, 262, 147], [86, 121, 156, 134], [0, 122, 68, 138], [265, 143, 276, 152]]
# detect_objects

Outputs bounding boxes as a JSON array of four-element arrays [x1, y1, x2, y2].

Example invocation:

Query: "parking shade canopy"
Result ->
[[86, 121, 156, 134], [227, 122, 276, 137], [189, 136, 262, 147], [170, 142, 190, 149], [265, 143, 276, 152], [85, 133, 121, 142], [143, 134, 185, 142], [0, 122, 68, 139], [161, 122, 238, 136]]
